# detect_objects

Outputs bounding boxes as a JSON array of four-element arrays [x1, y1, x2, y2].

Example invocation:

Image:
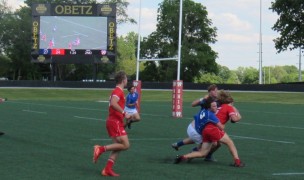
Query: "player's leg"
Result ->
[[174, 142, 212, 163], [94, 120, 128, 163], [172, 122, 198, 150], [132, 113, 141, 122], [219, 133, 244, 167], [172, 137, 195, 151], [204, 142, 221, 162], [102, 135, 130, 176], [126, 111, 140, 129]]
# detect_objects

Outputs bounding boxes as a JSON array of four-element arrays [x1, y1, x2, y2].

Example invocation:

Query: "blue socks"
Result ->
[[177, 141, 184, 147]]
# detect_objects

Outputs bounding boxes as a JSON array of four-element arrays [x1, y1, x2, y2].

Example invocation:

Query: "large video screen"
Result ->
[[39, 16, 107, 50], [31, 4, 116, 64]]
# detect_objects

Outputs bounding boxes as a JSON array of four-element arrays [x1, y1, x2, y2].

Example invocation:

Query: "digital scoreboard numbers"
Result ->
[[38, 49, 101, 56], [31, 4, 116, 64]]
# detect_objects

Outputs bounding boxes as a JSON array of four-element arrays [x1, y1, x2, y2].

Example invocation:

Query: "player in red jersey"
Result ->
[[174, 119, 244, 167], [174, 90, 244, 167], [93, 71, 131, 177], [174, 91, 244, 167], [172, 84, 218, 160], [203, 90, 243, 166]]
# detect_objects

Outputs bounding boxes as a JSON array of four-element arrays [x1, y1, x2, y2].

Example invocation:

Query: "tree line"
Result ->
[[0, 0, 303, 83]]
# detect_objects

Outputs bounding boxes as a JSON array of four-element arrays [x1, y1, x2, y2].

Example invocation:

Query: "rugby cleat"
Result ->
[[171, 143, 179, 151], [93, 145, 105, 163], [101, 168, 120, 177], [230, 161, 245, 167], [174, 155, 185, 164]]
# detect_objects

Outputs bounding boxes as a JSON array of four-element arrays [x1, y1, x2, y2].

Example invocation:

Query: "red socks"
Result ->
[[105, 158, 115, 170], [234, 158, 241, 165]]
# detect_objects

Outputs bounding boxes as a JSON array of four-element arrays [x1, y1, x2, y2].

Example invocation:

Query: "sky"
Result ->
[[10, 0, 302, 70]]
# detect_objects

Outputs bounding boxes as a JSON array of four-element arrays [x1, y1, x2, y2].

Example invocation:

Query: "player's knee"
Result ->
[[123, 143, 130, 150]]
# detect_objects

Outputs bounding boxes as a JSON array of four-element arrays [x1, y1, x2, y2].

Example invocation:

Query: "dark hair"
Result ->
[[127, 85, 134, 92], [202, 96, 214, 109], [207, 84, 218, 92], [114, 71, 126, 84]]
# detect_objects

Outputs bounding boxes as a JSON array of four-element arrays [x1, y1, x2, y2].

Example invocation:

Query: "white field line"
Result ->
[[97, 100, 108, 103], [74, 116, 105, 121], [91, 138, 181, 141], [91, 136, 294, 144], [273, 173, 304, 176], [22, 110, 47, 114], [240, 122, 304, 130], [230, 135, 295, 144]]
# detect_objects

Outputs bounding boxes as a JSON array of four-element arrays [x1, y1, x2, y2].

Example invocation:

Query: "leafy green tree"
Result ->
[[242, 67, 259, 84], [226, 71, 240, 84], [194, 72, 222, 84], [0, 5, 35, 80], [270, 0, 304, 52], [102, 0, 136, 24], [270, 66, 288, 83], [116, 32, 143, 76], [140, 0, 218, 82], [235, 67, 258, 84], [0, 55, 11, 77], [235, 67, 246, 84], [281, 65, 298, 83], [218, 65, 232, 83], [281, 73, 298, 83], [282, 65, 298, 74]]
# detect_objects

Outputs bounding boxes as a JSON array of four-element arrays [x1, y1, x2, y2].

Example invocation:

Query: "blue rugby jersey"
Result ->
[[125, 92, 139, 109], [193, 108, 219, 134]]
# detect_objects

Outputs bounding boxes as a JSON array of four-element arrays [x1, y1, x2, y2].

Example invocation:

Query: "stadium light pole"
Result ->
[[258, 0, 263, 84]]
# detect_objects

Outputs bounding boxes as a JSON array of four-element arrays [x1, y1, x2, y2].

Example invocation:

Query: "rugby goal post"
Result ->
[[134, 0, 183, 118]]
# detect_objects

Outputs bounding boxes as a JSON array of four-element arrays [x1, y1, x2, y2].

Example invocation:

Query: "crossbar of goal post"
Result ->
[[135, 0, 183, 118], [138, 58, 178, 62]]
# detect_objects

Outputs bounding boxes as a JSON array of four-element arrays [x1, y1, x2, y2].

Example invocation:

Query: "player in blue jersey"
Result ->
[[171, 97, 223, 151], [172, 84, 218, 151], [174, 91, 244, 167], [191, 84, 218, 108], [124, 85, 141, 129]]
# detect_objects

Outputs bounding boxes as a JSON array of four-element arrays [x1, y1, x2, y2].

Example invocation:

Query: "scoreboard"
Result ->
[[31, 4, 116, 64]]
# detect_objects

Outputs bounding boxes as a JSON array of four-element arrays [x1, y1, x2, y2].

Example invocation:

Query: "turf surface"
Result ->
[[0, 89, 304, 179]]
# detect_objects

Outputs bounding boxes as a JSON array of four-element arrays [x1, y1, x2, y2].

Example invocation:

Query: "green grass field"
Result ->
[[1, 88, 304, 179]]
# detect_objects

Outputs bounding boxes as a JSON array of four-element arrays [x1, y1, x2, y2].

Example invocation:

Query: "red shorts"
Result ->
[[202, 126, 225, 143], [106, 119, 127, 138]]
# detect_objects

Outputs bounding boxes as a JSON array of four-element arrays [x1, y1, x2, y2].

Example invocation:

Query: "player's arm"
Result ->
[[191, 95, 208, 107], [110, 95, 124, 113], [210, 113, 225, 130], [110, 95, 130, 118], [216, 122, 225, 130], [230, 106, 242, 123]]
